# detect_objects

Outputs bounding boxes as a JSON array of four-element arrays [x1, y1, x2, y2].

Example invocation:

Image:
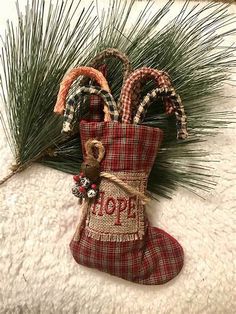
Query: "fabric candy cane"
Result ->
[[120, 67, 175, 124], [80, 49, 132, 121], [54, 66, 111, 121], [80, 48, 132, 107], [133, 87, 188, 140], [63, 86, 119, 133]]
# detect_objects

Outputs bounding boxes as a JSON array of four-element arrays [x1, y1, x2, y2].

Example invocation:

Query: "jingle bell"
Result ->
[[87, 188, 98, 198], [80, 177, 91, 188]]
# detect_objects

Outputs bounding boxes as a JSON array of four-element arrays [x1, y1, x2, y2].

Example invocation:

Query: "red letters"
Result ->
[[105, 197, 116, 215], [127, 196, 136, 218], [91, 192, 137, 226], [92, 191, 105, 216], [114, 198, 127, 225]]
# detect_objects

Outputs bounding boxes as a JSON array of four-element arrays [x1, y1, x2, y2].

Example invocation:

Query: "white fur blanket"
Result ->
[[0, 1, 235, 313]]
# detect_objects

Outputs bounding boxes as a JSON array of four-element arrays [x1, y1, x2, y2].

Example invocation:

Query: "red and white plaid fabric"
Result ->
[[120, 67, 174, 123], [70, 121, 184, 285], [88, 65, 107, 122], [70, 225, 183, 285], [79, 120, 162, 173]]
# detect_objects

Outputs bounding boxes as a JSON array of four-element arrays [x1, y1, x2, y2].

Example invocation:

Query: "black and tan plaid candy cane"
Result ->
[[120, 67, 173, 124], [80, 48, 132, 108], [62, 86, 119, 132], [133, 87, 188, 140]]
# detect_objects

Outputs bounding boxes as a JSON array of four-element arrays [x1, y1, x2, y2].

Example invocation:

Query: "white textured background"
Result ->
[[0, 1, 235, 313]]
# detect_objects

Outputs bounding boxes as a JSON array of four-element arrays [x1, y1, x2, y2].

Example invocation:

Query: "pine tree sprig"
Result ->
[[0, 0, 235, 199]]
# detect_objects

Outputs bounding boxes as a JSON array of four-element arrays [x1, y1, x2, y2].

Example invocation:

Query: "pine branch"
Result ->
[[0, 0, 98, 180], [0, 0, 235, 199]]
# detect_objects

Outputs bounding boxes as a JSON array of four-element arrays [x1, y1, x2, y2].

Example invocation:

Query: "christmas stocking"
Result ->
[[54, 65, 187, 285]]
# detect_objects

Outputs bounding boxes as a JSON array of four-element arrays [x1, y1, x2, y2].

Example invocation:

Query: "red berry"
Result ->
[[78, 186, 86, 194], [79, 172, 85, 178], [73, 175, 80, 182], [91, 184, 97, 190]]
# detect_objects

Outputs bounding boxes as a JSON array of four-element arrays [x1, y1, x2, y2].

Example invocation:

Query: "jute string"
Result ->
[[74, 139, 150, 241], [100, 172, 149, 205], [85, 139, 149, 204]]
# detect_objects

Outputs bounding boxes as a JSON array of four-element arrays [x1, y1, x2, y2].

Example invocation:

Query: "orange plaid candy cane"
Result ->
[[54, 66, 111, 121]]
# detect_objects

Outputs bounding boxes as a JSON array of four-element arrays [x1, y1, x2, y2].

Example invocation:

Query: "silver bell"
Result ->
[[80, 177, 91, 188], [87, 189, 98, 198]]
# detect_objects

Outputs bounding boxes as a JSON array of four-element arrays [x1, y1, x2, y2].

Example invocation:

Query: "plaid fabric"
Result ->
[[69, 121, 184, 285], [79, 121, 163, 173], [70, 224, 184, 285], [89, 65, 107, 122], [62, 86, 119, 132], [89, 94, 104, 122], [63, 94, 82, 132], [120, 67, 174, 123], [133, 87, 188, 140]]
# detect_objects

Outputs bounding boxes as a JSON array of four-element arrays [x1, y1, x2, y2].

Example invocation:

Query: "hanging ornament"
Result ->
[[54, 62, 188, 285]]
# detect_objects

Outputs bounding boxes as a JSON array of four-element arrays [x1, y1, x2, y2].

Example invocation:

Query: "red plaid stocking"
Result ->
[[55, 64, 185, 285], [70, 121, 184, 285]]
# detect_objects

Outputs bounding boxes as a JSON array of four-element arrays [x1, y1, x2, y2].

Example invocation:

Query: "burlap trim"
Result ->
[[84, 228, 143, 242], [84, 171, 147, 242]]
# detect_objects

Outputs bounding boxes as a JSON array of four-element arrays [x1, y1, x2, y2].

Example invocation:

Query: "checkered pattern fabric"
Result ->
[[69, 121, 184, 285], [89, 65, 107, 122], [79, 120, 163, 173], [120, 67, 174, 123], [70, 222, 184, 285], [62, 94, 82, 132], [62, 86, 119, 132], [133, 87, 188, 140], [89, 94, 104, 122]]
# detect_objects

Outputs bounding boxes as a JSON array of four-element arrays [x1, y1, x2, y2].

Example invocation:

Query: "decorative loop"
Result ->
[[120, 67, 172, 124], [134, 87, 188, 140], [71, 139, 105, 203], [54, 66, 111, 121], [85, 139, 105, 163], [62, 86, 119, 132]]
